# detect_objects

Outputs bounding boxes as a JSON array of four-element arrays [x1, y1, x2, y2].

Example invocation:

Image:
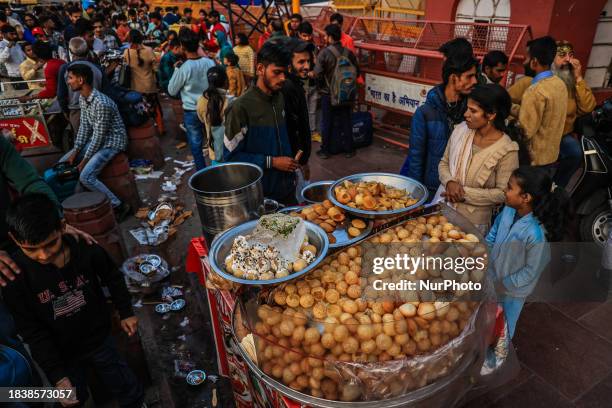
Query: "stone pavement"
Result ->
[[115, 98, 611, 408]]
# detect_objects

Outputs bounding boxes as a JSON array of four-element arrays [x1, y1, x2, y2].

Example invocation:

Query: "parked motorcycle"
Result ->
[[570, 98, 612, 246]]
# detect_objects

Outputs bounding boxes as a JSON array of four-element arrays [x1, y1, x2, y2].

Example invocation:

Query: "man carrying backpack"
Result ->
[[315, 24, 359, 159]]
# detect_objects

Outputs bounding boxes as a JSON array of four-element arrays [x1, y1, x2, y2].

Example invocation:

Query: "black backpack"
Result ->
[[102, 84, 149, 128]]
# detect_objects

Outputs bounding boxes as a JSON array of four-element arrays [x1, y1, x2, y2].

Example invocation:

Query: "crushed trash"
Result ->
[[132, 299, 143, 308], [179, 317, 190, 327], [129, 159, 154, 175], [161, 181, 177, 192], [165, 156, 172, 161], [186, 369, 206, 386], [155, 303, 171, 314], [134, 171, 164, 180], [176, 142, 187, 149], [121, 254, 170, 285], [174, 360, 196, 378], [171, 299, 186, 312], [161, 286, 183, 302], [173, 159, 195, 168], [208, 374, 219, 383], [177, 334, 187, 342], [130, 202, 193, 246]]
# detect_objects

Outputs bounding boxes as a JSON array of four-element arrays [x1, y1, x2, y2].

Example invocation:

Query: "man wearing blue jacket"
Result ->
[[400, 55, 478, 197], [224, 42, 298, 205]]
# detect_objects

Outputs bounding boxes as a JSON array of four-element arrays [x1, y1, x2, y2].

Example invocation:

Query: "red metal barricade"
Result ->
[[309, 11, 532, 147]]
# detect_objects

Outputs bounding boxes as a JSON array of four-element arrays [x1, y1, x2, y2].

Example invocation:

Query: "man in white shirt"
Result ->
[[0, 25, 26, 91]]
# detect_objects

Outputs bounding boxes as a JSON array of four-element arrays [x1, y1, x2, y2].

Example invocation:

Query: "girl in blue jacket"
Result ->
[[486, 166, 570, 338]]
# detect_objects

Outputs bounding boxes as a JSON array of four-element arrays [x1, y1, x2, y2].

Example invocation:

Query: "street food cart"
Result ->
[[187, 164, 504, 407]]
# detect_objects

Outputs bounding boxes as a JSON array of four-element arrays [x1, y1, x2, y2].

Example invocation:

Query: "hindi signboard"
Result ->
[[365, 73, 433, 114], [0, 116, 50, 151]]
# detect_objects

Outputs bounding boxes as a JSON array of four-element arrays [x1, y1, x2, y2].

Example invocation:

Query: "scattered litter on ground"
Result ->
[[208, 374, 219, 383], [161, 181, 177, 192], [173, 360, 196, 378], [176, 142, 187, 149], [174, 159, 194, 168], [180, 317, 190, 327], [130, 202, 193, 245], [170, 299, 186, 311], [177, 334, 187, 342], [165, 156, 172, 161], [132, 299, 143, 308], [158, 193, 178, 202], [135, 171, 164, 180], [121, 254, 170, 285], [161, 286, 183, 302]]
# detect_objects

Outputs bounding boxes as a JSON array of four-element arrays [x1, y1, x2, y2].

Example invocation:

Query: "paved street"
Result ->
[[114, 98, 612, 407]]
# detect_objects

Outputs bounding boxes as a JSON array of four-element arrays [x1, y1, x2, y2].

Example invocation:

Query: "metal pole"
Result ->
[[227, 0, 235, 40]]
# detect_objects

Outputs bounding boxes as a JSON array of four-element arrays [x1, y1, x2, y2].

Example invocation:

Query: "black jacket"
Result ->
[[281, 73, 311, 165], [3, 236, 133, 384]]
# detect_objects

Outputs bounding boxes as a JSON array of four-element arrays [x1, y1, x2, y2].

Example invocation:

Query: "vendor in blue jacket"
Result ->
[[400, 56, 478, 197], [224, 42, 298, 205]]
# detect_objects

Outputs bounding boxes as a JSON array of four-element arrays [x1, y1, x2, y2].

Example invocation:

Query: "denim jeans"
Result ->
[[306, 86, 320, 134], [60, 146, 122, 207], [65, 336, 144, 408], [554, 134, 583, 188], [183, 110, 207, 170], [320, 94, 353, 154], [500, 296, 525, 339]]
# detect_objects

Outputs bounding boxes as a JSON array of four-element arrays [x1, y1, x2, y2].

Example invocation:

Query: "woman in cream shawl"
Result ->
[[437, 84, 527, 233]]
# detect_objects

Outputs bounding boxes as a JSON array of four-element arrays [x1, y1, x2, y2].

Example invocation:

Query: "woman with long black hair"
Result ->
[[196, 66, 233, 164], [123, 29, 164, 133], [437, 83, 530, 233]]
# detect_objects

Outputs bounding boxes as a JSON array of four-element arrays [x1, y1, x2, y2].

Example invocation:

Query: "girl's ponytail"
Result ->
[[512, 166, 571, 241], [504, 120, 531, 166], [204, 66, 229, 127]]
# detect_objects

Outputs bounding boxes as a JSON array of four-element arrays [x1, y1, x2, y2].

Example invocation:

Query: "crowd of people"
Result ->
[[401, 35, 597, 337], [1, 1, 361, 207], [0, 0, 604, 405], [0, 2, 361, 405]]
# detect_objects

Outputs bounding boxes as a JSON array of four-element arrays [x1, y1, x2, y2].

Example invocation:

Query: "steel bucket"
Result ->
[[189, 162, 264, 242]]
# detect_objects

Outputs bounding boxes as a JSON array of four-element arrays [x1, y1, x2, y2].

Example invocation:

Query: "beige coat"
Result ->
[[124, 46, 158, 94], [439, 130, 519, 228], [516, 75, 568, 165]]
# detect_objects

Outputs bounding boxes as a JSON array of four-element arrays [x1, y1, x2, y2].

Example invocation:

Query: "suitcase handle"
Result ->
[[54, 162, 80, 180]]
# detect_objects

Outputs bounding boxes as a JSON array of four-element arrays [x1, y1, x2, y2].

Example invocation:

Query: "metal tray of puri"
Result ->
[[208, 220, 330, 285], [279, 205, 374, 249], [328, 172, 429, 219]]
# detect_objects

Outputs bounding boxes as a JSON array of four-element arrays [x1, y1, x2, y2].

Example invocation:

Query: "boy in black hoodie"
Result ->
[[3, 193, 144, 408]]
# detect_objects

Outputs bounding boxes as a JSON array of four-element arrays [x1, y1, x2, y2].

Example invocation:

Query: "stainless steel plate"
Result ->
[[209, 220, 329, 285], [300, 180, 334, 204], [328, 173, 429, 219]]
